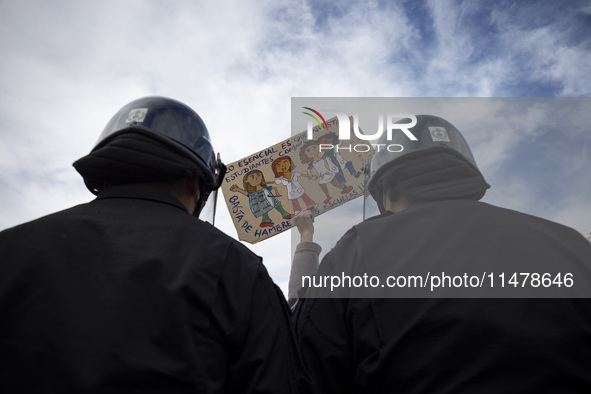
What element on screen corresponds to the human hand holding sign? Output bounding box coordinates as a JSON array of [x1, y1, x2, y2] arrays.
[[294, 206, 315, 243]]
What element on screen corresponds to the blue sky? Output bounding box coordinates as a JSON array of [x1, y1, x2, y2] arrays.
[[1, 0, 590, 295]]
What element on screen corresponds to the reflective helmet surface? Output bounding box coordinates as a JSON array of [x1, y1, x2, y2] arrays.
[[367, 114, 479, 194], [94, 96, 222, 191]]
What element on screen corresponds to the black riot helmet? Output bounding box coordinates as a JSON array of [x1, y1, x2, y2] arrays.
[[365, 114, 489, 215], [74, 96, 226, 218]]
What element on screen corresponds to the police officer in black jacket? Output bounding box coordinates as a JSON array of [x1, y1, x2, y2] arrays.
[[0, 97, 304, 393], [294, 115, 591, 393]]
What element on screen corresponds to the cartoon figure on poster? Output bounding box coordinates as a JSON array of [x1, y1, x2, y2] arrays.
[[299, 139, 354, 204], [271, 156, 319, 216], [317, 132, 362, 184], [230, 170, 292, 228], [221, 115, 374, 244]]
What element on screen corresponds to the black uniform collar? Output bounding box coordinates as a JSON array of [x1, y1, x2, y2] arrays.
[[96, 185, 189, 213]]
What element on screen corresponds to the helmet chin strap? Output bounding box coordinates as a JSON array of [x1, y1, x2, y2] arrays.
[[192, 188, 208, 217]]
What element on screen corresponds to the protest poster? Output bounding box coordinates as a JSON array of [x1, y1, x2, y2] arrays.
[[220, 116, 374, 244]]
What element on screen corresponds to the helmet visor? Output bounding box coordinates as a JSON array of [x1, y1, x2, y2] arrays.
[[197, 188, 219, 224]]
